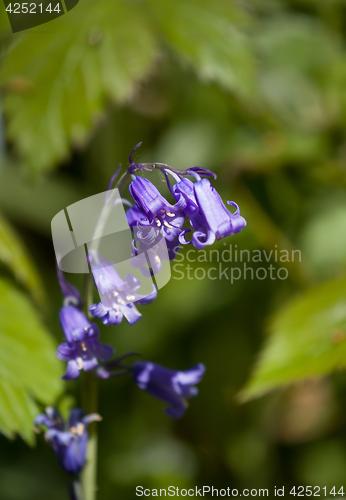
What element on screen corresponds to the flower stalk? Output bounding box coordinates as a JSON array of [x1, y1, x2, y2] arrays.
[[79, 168, 133, 499], [81, 371, 99, 500], [81, 245, 99, 500]]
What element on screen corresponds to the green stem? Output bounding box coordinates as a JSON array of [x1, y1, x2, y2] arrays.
[[70, 478, 85, 500], [88, 170, 131, 253], [79, 169, 131, 500], [81, 265, 98, 500], [81, 372, 99, 500]]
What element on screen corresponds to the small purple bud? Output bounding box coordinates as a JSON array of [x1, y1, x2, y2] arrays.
[[56, 265, 82, 308]]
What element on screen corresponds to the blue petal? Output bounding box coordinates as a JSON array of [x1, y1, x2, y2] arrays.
[[82, 413, 102, 426], [122, 304, 142, 325], [56, 266, 82, 307], [133, 361, 205, 419], [59, 306, 91, 344], [69, 409, 84, 428], [165, 402, 188, 419], [194, 179, 246, 239], [102, 308, 124, 325], [136, 285, 157, 305], [172, 363, 206, 396], [45, 428, 61, 443], [92, 342, 114, 362], [35, 414, 54, 428], [57, 343, 75, 361], [191, 230, 215, 249], [82, 357, 98, 371], [62, 360, 80, 380], [89, 302, 107, 319], [62, 431, 88, 475], [92, 263, 124, 296], [55, 431, 73, 446], [130, 177, 176, 218], [126, 205, 148, 227]]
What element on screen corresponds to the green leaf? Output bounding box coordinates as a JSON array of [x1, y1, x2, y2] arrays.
[[300, 195, 346, 279], [239, 277, 346, 402], [0, 0, 157, 176], [148, 0, 255, 98], [255, 15, 342, 130], [256, 15, 341, 74], [0, 279, 63, 444], [0, 212, 46, 308]]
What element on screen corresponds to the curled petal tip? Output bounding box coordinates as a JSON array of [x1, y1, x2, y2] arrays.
[[187, 167, 217, 180], [129, 142, 143, 164]]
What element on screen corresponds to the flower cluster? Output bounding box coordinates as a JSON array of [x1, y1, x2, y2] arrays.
[[127, 143, 246, 255], [38, 143, 246, 480]]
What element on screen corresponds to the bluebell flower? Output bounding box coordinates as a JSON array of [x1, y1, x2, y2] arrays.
[[173, 176, 246, 249], [132, 361, 206, 418], [129, 177, 185, 242], [57, 305, 114, 380], [128, 143, 246, 248], [89, 256, 157, 325], [126, 205, 180, 277], [125, 142, 245, 250], [35, 407, 101, 476]]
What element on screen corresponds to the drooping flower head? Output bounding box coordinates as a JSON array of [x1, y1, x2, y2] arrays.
[[132, 361, 206, 418], [89, 255, 157, 325], [35, 407, 101, 476], [129, 176, 185, 243], [126, 205, 180, 278], [126, 143, 246, 251], [193, 177, 246, 239], [57, 305, 114, 380], [173, 174, 246, 249], [127, 143, 185, 243]]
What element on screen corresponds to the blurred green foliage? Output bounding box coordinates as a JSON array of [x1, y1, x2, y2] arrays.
[[241, 278, 346, 401], [1, 0, 346, 498], [0, 211, 46, 307], [0, 279, 63, 444]]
